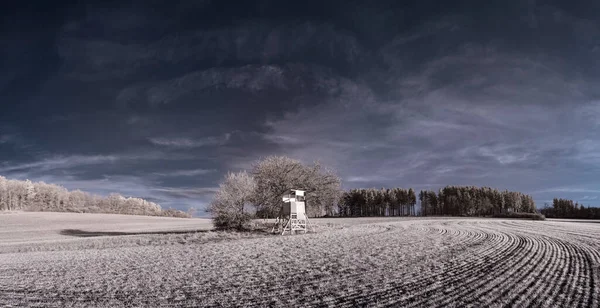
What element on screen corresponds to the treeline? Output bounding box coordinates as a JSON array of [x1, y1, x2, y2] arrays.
[[0, 176, 190, 217], [540, 198, 600, 219], [338, 188, 417, 217], [420, 186, 536, 216], [338, 186, 537, 217]]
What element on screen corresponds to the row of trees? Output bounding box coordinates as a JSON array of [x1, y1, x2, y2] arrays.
[[420, 186, 536, 216], [337, 188, 416, 217], [0, 176, 190, 217], [337, 186, 536, 217], [209, 156, 547, 228], [208, 156, 341, 229], [540, 198, 600, 219]]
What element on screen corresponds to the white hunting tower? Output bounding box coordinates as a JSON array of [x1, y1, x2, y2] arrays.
[[273, 189, 311, 235]]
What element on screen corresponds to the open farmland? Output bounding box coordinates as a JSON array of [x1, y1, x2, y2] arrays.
[[0, 214, 599, 307]]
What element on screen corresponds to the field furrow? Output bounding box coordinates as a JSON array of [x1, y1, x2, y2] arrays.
[[0, 215, 599, 307]]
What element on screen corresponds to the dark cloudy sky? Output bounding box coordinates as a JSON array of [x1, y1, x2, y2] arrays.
[[2, 0, 600, 212]]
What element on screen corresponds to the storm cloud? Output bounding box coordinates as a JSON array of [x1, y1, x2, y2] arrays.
[[2, 0, 600, 212]]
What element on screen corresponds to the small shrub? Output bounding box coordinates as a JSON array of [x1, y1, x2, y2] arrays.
[[212, 212, 253, 231]]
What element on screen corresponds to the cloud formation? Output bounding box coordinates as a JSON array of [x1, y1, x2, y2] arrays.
[[2, 0, 600, 212], [149, 134, 231, 148], [153, 169, 216, 177]]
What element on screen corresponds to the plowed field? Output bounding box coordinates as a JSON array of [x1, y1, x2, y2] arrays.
[[0, 214, 598, 307]]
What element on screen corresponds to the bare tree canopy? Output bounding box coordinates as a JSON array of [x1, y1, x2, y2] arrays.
[[207, 171, 257, 230], [207, 156, 342, 229], [251, 156, 341, 218]]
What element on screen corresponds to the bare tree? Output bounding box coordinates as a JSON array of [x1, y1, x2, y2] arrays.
[[207, 171, 257, 230], [252, 156, 341, 218]]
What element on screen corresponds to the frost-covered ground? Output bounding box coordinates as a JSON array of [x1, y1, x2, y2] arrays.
[[0, 213, 599, 307], [0, 212, 213, 253], [0, 212, 211, 243]]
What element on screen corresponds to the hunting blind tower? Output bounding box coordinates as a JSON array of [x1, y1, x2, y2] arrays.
[[273, 189, 311, 235]]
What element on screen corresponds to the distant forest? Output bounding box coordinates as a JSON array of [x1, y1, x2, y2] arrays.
[[338, 186, 536, 217], [0, 176, 190, 217], [540, 198, 600, 219]]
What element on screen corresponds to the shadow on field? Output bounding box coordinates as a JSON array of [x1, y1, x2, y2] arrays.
[[60, 229, 210, 237]]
